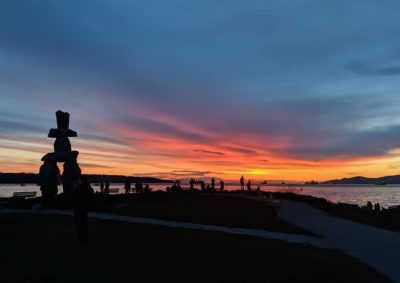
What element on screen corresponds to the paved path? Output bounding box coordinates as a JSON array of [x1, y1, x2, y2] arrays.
[[0, 207, 324, 247], [278, 199, 400, 282]]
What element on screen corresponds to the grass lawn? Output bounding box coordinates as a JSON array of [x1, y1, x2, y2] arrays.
[[91, 192, 312, 235], [0, 214, 392, 283]]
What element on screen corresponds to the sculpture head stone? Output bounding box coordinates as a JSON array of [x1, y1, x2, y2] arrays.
[[56, 110, 70, 129]]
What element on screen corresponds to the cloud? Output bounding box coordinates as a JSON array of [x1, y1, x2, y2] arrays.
[[347, 61, 400, 76], [2, 1, 400, 177], [0, 118, 46, 134], [135, 170, 224, 179], [193, 149, 225, 156], [80, 163, 114, 169]]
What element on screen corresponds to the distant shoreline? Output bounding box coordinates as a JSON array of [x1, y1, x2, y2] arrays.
[[0, 173, 173, 184]]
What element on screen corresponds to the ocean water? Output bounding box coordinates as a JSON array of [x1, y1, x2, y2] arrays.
[[1, 183, 400, 208]]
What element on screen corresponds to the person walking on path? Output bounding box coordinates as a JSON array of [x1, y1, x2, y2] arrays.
[[73, 175, 94, 246], [240, 175, 245, 190], [247, 180, 252, 191]]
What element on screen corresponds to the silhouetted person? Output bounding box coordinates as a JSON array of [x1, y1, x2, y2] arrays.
[[256, 186, 261, 197], [374, 202, 381, 212], [201, 181, 206, 192], [135, 181, 140, 193], [189, 179, 194, 191], [100, 182, 104, 194], [219, 180, 225, 192], [367, 201, 373, 211], [124, 178, 131, 194], [247, 180, 252, 191], [206, 184, 211, 193], [105, 181, 110, 195], [144, 184, 150, 193], [73, 175, 94, 246], [240, 175, 245, 190], [211, 177, 215, 190]]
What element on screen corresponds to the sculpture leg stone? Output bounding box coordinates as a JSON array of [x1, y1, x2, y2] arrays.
[[38, 161, 60, 206], [62, 160, 81, 194]]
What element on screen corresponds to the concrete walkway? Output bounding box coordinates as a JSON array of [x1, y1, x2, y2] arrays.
[[0, 207, 324, 247], [278, 199, 400, 282]]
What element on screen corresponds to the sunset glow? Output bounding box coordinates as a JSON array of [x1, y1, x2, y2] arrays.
[[1, 1, 400, 182]]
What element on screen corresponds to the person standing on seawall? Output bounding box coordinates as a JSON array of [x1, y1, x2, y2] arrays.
[[211, 177, 215, 190], [247, 179, 252, 192], [240, 175, 245, 190], [124, 178, 131, 194], [219, 180, 225, 192]]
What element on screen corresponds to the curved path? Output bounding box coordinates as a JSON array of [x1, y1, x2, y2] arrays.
[[0, 207, 323, 247], [278, 199, 400, 282]]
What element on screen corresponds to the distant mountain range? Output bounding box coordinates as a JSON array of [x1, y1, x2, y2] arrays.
[[0, 173, 172, 184], [323, 174, 400, 184]]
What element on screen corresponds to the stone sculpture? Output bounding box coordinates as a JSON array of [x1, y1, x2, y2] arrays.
[[38, 110, 81, 203]]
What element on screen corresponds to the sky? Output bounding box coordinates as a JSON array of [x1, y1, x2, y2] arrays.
[[1, 0, 400, 181]]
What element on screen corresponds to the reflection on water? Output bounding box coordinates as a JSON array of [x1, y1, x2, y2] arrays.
[[1, 183, 400, 208]]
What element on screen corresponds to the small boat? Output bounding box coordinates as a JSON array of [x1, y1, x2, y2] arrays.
[[261, 180, 268, 184], [304, 181, 319, 185], [19, 184, 26, 186]]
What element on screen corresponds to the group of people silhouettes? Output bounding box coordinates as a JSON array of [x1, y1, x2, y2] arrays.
[[240, 175, 252, 191], [124, 178, 150, 194], [99, 179, 151, 195], [96, 176, 256, 195], [366, 201, 381, 212], [187, 177, 225, 193], [182, 176, 256, 193], [99, 181, 110, 194]]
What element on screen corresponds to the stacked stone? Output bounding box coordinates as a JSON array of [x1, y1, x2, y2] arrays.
[[38, 110, 81, 202]]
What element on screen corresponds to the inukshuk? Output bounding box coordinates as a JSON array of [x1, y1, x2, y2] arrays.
[[38, 110, 81, 204]]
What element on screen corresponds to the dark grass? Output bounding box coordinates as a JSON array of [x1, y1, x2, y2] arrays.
[[0, 214, 393, 283], [91, 192, 312, 235], [3, 191, 312, 235]]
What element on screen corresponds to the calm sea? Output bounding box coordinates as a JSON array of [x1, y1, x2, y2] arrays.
[[1, 183, 400, 208]]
